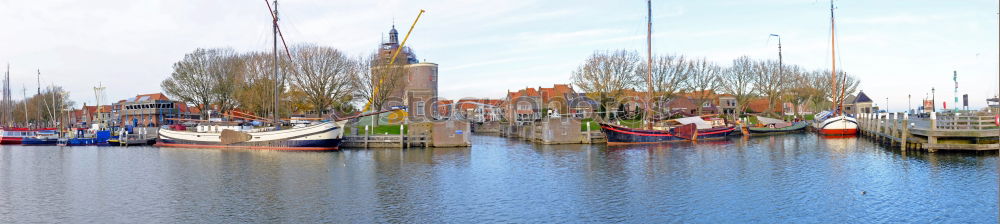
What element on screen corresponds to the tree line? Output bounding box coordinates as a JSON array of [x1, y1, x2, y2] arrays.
[[161, 44, 406, 120], [571, 49, 860, 120], [1, 86, 73, 128]]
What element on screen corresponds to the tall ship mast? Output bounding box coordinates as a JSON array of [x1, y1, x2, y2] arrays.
[[155, 0, 357, 150], [812, 0, 859, 136], [597, 0, 736, 144]]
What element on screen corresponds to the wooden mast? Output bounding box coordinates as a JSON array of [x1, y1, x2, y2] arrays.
[[829, 0, 839, 116], [272, 0, 280, 128], [644, 0, 654, 129]]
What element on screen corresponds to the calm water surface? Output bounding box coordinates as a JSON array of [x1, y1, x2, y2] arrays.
[[0, 134, 996, 223]]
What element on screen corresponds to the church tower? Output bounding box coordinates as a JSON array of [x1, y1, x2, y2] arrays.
[[388, 25, 399, 44]]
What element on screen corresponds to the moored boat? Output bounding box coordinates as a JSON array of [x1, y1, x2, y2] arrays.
[[157, 120, 346, 150], [600, 123, 735, 144], [0, 128, 50, 144], [22, 129, 59, 146], [812, 112, 858, 135], [812, 0, 858, 136], [747, 116, 809, 135]]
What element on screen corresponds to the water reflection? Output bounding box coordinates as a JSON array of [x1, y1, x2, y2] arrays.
[[0, 134, 996, 223]]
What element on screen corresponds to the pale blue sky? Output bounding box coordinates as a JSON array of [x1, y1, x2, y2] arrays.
[[1, 0, 997, 111]]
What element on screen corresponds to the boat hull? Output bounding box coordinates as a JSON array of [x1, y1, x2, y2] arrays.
[[156, 121, 345, 151], [157, 138, 341, 150], [748, 122, 809, 134], [22, 138, 58, 146], [0, 137, 23, 144], [600, 123, 735, 144], [812, 115, 858, 136]]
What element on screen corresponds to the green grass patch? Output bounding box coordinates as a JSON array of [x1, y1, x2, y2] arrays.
[[372, 125, 407, 135], [348, 124, 408, 135], [581, 118, 599, 131], [579, 119, 642, 130]]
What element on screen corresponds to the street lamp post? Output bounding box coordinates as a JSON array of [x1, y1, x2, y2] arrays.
[[908, 94, 911, 115], [885, 97, 889, 113], [931, 87, 936, 112]]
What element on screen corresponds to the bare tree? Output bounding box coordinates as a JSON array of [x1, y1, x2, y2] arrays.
[[162, 48, 241, 118], [783, 65, 817, 117], [212, 49, 242, 114], [827, 71, 861, 112], [353, 50, 407, 124], [237, 51, 285, 117], [719, 56, 756, 119], [685, 57, 722, 115], [571, 50, 640, 121], [806, 70, 832, 112], [643, 54, 690, 100], [751, 59, 787, 116], [12, 86, 73, 127], [286, 44, 355, 116], [163, 48, 216, 118]]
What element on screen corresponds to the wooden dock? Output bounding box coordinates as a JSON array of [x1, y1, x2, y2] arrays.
[[499, 119, 607, 144], [341, 134, 430, 148], [857, 112, 998, 152]]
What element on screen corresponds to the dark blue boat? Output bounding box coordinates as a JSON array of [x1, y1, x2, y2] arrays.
[[22, 130, 59, 146], [58, 131, 113, 146], [599, 123, 736, 145]]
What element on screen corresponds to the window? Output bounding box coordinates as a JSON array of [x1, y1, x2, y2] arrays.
[[416, 102, 425, 116]]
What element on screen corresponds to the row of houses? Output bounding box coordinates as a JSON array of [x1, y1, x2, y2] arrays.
[[68, 93, 201, 129], [477, 84, 877, 124]]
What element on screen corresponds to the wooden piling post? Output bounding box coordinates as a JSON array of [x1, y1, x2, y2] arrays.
[[875, 113, 883, 142], [861, 113, 868, 136], [865, 113, 874, 138], [928, 112, 937, 152], [901, 113, 909, 150]]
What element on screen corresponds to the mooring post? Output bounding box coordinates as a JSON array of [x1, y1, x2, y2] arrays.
[[928, 112, 937, 152], [364, 125, 370, 149], [867, 113, 873, 137], [875, 113, 883, 142], [585, 122, 592, 144], [901, 113, 909, 151], [862, 113, 869, 136], [891, 113, 898, 143], [930, 112, 937, 130], [400, 124, 405, 149]]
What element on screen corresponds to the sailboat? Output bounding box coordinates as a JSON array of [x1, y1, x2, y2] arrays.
[[156, 0, 347, 150], [598, 0, 735, 144], [812, 0, 858, 135]]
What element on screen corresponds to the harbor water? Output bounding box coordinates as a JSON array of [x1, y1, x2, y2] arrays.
[[0, 133, 996, 223]]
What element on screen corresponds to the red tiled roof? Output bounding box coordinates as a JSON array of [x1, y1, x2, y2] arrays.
[[83, 106, 98, 114], [135, 93, 170, 101], [507, 84, 574, 101], [455, 99, 504, 110]]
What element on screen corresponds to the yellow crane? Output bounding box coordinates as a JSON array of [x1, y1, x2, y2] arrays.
[[363, 9, 426, 116]]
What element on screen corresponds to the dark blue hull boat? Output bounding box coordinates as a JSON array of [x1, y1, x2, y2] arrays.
[[22, 138, 59, 146], [599, 123, 735, 144]]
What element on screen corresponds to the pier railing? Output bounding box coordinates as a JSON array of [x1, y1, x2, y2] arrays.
[[934, 113, 997, 130], [857, 112, 998, 152]]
